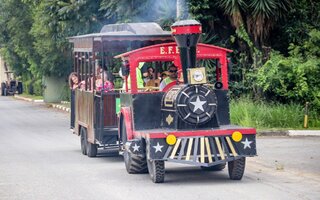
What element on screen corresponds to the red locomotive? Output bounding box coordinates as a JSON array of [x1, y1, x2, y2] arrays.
[[69, 20, 256, 183]]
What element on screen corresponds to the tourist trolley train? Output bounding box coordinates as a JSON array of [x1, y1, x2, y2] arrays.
[[69, 20, 257, 183]]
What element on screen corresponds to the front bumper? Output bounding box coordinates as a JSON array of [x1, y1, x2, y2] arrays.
[[145, 134, 256, 167]]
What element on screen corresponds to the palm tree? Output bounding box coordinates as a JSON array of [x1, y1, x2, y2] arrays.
[[217, 0, 290, 48], [217, 0, 247, 29], [247, 0, 290, 47]]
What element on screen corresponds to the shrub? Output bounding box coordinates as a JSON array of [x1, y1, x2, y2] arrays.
[[255, 30, 320, 111]]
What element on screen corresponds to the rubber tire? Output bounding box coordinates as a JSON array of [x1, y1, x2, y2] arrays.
[[87, 140, 98, 157], [80, 127, 87, 155], [17, 82, 23, 94], [1, 82, 5, 96], [122, 119, 148, 174], [201, 163, 226, 171], [147, 159, 165, 183], [124, 151, 148, 174], [228, 157, 246, 180]]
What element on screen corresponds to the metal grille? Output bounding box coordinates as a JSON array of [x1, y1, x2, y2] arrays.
[[163, 136, 239, 167]]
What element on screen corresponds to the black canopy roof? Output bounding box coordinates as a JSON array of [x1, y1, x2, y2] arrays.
[[69, 22, 173, 52]]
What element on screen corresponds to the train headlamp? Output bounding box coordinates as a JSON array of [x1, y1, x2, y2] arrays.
[[166, 134, 177, 145], [232, 131, 242, 142], [187, 67, 207, 84], [193, 70, 204, 82]]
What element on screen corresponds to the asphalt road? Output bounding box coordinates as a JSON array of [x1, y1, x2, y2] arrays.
[[0, 96, 319, 200]]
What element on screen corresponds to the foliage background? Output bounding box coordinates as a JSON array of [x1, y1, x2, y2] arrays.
[[0, 0, 319, 126]]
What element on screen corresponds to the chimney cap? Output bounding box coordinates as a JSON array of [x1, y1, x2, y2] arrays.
[[171, 20, 201, 27]]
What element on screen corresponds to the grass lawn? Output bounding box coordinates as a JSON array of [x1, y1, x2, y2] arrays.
[[18, 93, 43, 100], [230, 97, 320, 130]]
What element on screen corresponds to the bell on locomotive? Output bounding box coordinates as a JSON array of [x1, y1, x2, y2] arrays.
[[161, 20, 221, 129]]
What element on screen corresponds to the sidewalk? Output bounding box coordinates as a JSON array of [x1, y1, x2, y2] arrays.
[[258, 130, 320, 137], [14, 94, 44, 103], [14, 94, 70, 112]]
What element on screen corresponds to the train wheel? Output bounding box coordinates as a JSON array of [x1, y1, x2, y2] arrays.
[[80, 127, 87, 155], [124, 151, 148, 174], [201, 163, 226, 171], [228, 157, 246, 180], [147, 159, 165, 183], [122, 120, 148, 174], [86, 140, 98, 158]]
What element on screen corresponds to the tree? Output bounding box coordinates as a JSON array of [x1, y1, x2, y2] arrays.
[[217, 0, 290, 48]]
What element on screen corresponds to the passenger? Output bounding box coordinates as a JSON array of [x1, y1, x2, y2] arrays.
[[96, 71, 114, 92], [160, 71, 169, 83], [68, 72, 78, 130], [159, 64, 178, 91], [79, 80, 86, 90], [68, 72, 79, 90], [144, 66, 161, 87], [143, 66, 155, 84], [121, 61, 144, 90]]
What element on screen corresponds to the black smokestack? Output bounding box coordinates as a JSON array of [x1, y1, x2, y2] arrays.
[[171, 20, 202, 84]]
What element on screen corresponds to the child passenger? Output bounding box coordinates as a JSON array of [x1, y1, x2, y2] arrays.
[[96, 71, 114, 92]]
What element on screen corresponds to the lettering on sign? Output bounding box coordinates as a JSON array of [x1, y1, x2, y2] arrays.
[[160, 46, 180, 55], [160, 46, 201, 55]]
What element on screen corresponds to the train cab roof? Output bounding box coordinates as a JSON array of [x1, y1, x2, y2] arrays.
[[69, 22, 173, 52]]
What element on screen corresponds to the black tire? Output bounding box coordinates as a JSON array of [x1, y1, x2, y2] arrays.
[[228, 157, 246, 180], [86, 140, 98, 158], [1, 82, 6, 96], [124, 151, 148, 174], [201, 163, 226, 171], [80, 127, 87, 155], [17, 82, 23, 94], [122, 119, 148, 174], [147, 159, 165, 183]]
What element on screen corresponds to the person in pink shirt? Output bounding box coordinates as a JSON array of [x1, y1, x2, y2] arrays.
[[96, 71, 114, 92]]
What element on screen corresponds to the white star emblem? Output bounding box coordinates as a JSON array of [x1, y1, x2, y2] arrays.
[[241, 138, 253, 149], [132, 143, 140, 152], [153, 142, 164, 153], [190, 96, 206, 112]]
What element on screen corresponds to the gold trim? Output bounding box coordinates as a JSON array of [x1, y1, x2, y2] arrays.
[[226, 137, 238, 156], [205, 138, 213, 163], [215, 137, 225, 160], [170, 139, 181, 159], [166, 114, 174, 125], [186, 138, 193, 161], [200, 138, 205, 163]]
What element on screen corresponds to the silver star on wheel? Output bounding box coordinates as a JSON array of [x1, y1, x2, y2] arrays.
[[241, 138, 253, 149], [153, 142, 164, 153], [190, 96, 206, 112], [132, 143, 140, 152]]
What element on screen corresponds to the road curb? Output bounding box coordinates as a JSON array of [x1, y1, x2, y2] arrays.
[[14, 95, 70, 113], [257, 130, 320, 137], [288, 130, 320, 136], [14, 95, 44, 103], [257, 130, 289, 136], [51, 103, 70, 113]]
